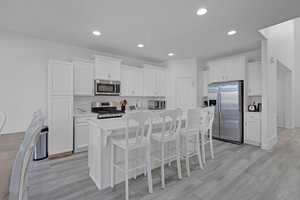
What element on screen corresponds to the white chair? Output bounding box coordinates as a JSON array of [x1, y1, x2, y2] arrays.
[[180, 108, 204, 177], [151, 108, 183, 189], [110, 111, 153, 200], [0, 112, 7, 134], [200, 106, 215, 164]]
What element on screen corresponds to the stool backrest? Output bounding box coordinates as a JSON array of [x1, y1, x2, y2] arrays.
[[186, 108, 205, 131], [124, 111, 153, 146], [0, 112, 7, 134], [203, 106, 215, 130], [159, 108, 183, 140], [9, 110, 44, 200]]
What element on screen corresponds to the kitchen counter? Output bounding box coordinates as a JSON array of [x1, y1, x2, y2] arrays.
[[88, 115, 186, 190]]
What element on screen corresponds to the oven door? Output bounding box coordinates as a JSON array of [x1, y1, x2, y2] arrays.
[[95, 80, 120, 96]]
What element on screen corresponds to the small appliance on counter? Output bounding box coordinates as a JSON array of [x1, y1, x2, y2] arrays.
[[148, 100, 166, 110], [248, 101, 262, 112], [91, 102, 124, 119]]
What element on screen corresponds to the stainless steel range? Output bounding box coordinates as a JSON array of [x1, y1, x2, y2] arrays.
[[91, 102, 124, 119]]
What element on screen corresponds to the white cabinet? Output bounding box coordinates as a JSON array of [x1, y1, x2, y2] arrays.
[[247, 62, 262, 96], [93, 55, 122, 81], [48, 60, 74, 156], [74, 115, 97, 153], [74, 60, 94, 96], [202, 70, 209, 97], [121, 65, 143, 96], [48, 95, 73, 155], [48, 60, 73, 95], [244, 112, 261, 146], [143, 65, 166, 97], [208, 56, 246, 83]]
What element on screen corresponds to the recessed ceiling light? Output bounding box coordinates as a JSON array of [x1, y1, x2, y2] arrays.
[[168, 53, 175, 57], [227, 30, 237, 36], [196, 8, 208, 16], [137, 44, 144, 48], [92, 30, 101, 36]]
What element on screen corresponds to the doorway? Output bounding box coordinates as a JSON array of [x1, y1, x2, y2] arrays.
[[276, 61, 292, 129]]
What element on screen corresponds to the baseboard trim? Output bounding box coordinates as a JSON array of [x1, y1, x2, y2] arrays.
[[48, 151, 73, 159]]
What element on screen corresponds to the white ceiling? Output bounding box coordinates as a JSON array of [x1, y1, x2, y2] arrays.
[[0, 0, 299, 63]]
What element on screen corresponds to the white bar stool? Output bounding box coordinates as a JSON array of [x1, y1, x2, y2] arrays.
[[110, 111, 153, 200], [180, 108, 204, 177], [200, 106, 215, 164], [151, 108, 183, 189]]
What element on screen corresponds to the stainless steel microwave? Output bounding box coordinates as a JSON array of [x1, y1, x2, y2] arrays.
[[94, 80, 121, 96]]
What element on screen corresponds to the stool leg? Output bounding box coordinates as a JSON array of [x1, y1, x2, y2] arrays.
[[209, 129, 214, 159], [146, 145, 153, 193], [134, 150, 137, 179], [176, 138, 182, 179], [110, 144, 114, 188], [196, 133, 204, 169], [125, 150, 129, 200], [185, 136, 190, 177], [201, 131, 206, 165], [161, 142, 165, 189]]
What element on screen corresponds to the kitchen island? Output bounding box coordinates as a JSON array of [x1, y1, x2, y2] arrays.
[[88, 115, 186, 190]]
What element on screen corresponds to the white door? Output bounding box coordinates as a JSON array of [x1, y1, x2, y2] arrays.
[[49, 95, 73, 155], [156, 69, 166, 96], [175, 77, 195, 109], [202, 70, 209, 97], [74, 61, 94, 96], [48, 60, 73, 95]]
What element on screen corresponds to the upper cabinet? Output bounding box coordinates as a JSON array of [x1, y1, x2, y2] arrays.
[[121, 65, 143, 96], [93, 55, 122, 81], [202, 70, 209, 97], [143, 65, 166, 97], [208, 56, 246, 83], [74, 60, 94, 96], [247, 61, 262, 96], [48, 60, 74, 96]]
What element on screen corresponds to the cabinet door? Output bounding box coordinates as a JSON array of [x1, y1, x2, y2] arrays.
[[247, 62, 262, 96], [74, 61, 94, 96], [121, 65, 133, 96], [48, 60, 73, 95], [49, 96, 73, 155], [175, 77, 196, 109], [245, 120, 261, 145], [202, 71, 209, 97], [94, 56, 121, 81], [156, 69, 166, 96], [135, 69, 143, 96], [75, 123, 89, 152], [226, 57, 246, 81], [143, 68, 156, 96]]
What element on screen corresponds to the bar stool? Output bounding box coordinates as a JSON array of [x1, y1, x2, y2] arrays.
[[200, 106, 215, 164], [180, 108, 204, 177], [151, 108, 183, 189], [110, 111, 153, 200]]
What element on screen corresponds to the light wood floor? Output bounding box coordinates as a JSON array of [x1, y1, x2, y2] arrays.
[[24, 128, 300, 199]]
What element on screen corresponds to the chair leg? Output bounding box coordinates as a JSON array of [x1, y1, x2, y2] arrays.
[[146, 145, 153, 193], [161, 142, 165, 189], [209, 129, 214, 159], [196, 134, 204, 170], [125, 150, 129, 200], [185, 136, 190, 177], [134, 150, 137, 179], [201, 132, 206, 165], [176, 138, 182, 179], [110, 144, 114, 188]]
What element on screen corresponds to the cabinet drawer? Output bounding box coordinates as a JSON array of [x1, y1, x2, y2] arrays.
[[75, 116, 97, 124], [245, 113, 261, 120]]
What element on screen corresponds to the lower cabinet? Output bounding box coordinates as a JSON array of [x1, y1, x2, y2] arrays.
[[74, 115, 97, 153], [244, 112, 261, 146]]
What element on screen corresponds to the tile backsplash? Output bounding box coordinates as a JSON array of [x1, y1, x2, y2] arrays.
[[74, 96, 165, 112]]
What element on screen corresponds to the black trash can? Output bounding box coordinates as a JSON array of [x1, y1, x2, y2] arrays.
[[33, 126, 48, 161]]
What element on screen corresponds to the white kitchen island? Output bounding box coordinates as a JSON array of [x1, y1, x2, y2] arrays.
[[88, 115, 187, 190]]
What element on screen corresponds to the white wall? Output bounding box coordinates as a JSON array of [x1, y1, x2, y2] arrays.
[[164, 59, 198, 110], [0, 31, 157, 134], [294, 18, 300, 127]]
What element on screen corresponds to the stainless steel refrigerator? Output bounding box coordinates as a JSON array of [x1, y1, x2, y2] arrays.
[[208, 81, 243, 144]]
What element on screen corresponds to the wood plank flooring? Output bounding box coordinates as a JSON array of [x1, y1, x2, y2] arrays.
[[26, 128, 300, 200]]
